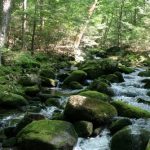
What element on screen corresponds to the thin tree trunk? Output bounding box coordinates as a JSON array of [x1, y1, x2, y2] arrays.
[[31, 1, 37, 55], [117, 0, 125, 47], [22, 0, 27, 49], [74, 0, 99, 62], [0, 0, 13, 65]]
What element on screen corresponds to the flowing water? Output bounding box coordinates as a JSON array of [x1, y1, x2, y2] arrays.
[[0, 68, 150, 150]]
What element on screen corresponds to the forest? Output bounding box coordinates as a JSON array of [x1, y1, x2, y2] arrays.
[[0, 0, 150, 150]]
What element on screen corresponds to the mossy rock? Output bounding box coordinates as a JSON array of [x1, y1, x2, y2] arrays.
[[109, 118, 132, 135], [68, 81, 83, 89], [110, 126, 150, 150], [137, 98, 150, 105], [24, 85, 40, 97], [17, 120, 78, 150], [147, 91, 150, 96], [63, 70, 87, 85], [0, 92, 28, 108], [79, 90, 111, 102], [41, 77, 57, 87], [79, 59, 118, 79], [57, 73, 69, 82], [15, 113, 45, 134], [118, 66, 135, 74], [146, 139, 150, 150], [111, 101, 150, 118], [138, 70, 150, 77], [39, 69, 55, 79], [45, 98, 60, 107], [89, 78, 114, 96], [74, 121, 93, 138], [2, 137, 16, 148], [64, 95, 117, 126]]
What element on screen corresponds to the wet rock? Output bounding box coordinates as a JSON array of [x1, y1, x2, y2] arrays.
[[2, 137, 16, 148], [138, 70, 150, 77], [89, 78, 114, 96], [79, 90, 111, 102], [68, 81, 83, 89], [41, 77, 57, 87], [110, 126, 150, 150], [147, 91, 150, 96], [17, 120, 78, 150], [118, 65, 135, 74], [79, 59, 118, 79], [109, 118, 132, 135], [64, 95, 117, 126], [45, 98, 60, 107], [15, 113, 45, 134], [0, 92, 28, 108], [74, 121, 93, 138], [137, 98, 150, 105], [63, 70, 87, 86], [4, 127, 16, 138], [92, 127, 103, 137], [57, 73, 69, 82], [146, 139, 150, 150], [24, 85, 40, 97], [111, 101, 150, 118]]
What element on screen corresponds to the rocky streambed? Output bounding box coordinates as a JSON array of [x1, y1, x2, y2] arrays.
[[0, 60, 150, 150]]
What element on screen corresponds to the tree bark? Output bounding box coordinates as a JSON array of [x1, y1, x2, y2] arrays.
[[74, 0, 99, 62], [0, 0, 13, 65]]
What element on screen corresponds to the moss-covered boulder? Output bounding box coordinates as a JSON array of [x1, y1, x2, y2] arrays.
[[74, 121, 93, 138], [17, 120, 78, 150], [79, 59, 118, 79], [0, 92, 28, 108], [89, 78, 114, 96], [15, 113, 45, 134], [68, 81, 83, 89], [138, 70, 150, 77], [109, 118, 132, 135], [146, 139, 150, 150], [64, 95, 117, 126], [110, 126, 150, 150], [45, 98, 60, 107], [41, 77, 57, 87], [111, 101, 150, 118], [39, 69, 55, 79], [118, 65, 135, 74], [63, 70, 87, 86], [24, 85, 40, 97], [79, 90, 111, 102]]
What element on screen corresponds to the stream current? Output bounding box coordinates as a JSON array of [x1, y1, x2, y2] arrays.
[[0, 68, 150, 150]]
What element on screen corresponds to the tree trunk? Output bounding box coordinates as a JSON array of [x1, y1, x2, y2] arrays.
[[74, 0, 99, 62], [22, 0, 27, 49], [31, 0, 37, 55], [0, 0, 13, 65], [117, 0, 125, 47]]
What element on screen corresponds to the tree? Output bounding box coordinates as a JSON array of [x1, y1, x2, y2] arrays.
[[0, 0, 13, 65]]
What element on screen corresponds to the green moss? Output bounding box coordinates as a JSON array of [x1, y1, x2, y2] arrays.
[[137, 98, 150, 105], [39, 69, 55, 79], [24, 85, 40, 97], [146, 139, 150, 150], [111, 101, 150, 118], [109, 118, 132, 135], [118, 66, 135, 74], [63, 70, 87, 85], [45, 98, 60, 107], [79, 90, 111, 102], [138, 70, 150, 77], [17, 120, 78, 150], [111, 126, 150, 150], [0, 92, 28, 108], [68, 81, 83, 89], [64, 95, 117, 125]]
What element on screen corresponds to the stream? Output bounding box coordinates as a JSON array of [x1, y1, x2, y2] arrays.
[[0, 68, 150, 150]]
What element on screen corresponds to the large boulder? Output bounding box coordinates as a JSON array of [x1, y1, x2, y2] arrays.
[[110, 126, 150, 150], [24, 85, 40, 97], [17, 120, 78, 150], [64, 95, 117, 126], [0, 92, 28, 108], [79, 59, 118, 79], [138, 70, 150, 77], [111, 101, 150, 118], [79, 90, 111, 102], [63, 70, 87, 86]]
